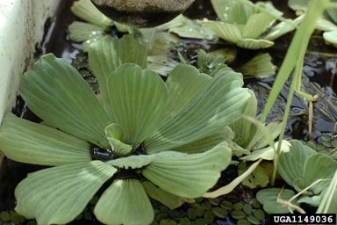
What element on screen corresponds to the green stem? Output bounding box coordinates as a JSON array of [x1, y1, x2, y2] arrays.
[[271, 78, 296, 186], [260, 0, 328, 123]]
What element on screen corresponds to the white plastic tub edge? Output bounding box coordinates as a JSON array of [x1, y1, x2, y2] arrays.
[[0, 0, 62, 167]]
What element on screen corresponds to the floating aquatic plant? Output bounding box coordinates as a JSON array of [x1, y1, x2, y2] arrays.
[[257, 140, 337, 214], [288, 0, 337, 48], [202, 0, 301, 49], [0, 34, 250, 224]]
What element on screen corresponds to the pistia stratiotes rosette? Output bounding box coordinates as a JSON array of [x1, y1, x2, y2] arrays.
[[0, 35, 250, 225]]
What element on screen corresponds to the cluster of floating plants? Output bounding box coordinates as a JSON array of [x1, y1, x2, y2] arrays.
[[0, 0, 337, 224]]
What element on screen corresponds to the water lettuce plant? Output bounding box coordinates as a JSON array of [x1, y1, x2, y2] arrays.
[[0, 34, 250, 224], [257, 140, 337, 214], [203, 0, 301, 49]]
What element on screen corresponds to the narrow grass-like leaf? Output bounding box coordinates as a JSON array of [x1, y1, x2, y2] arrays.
[[19, 54, 110, 148], [278, 140, 316, 188], [143, 143, 231, 198], [261, 0, 326, 122], [95, 179, 154, 225], [164, 64, 211, 118], [15, 161, 116, 225], [68, 21, 104, 42], [0, 113, 90, 166], [317, 171, 337, 213], [146, 67, 249, 153], [108, 63, 167, 147], [142, 181, 185, 209], [202, 21, 241, 44]]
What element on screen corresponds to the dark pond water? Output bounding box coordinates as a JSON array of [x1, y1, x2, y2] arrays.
[[0, 0, 336, 224]]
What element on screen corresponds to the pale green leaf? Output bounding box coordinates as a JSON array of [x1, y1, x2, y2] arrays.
[[288, 0, 308, 14], [171, 127, 234, 154], [241, 140, 291, 161], [303, 153, 337, 194], [0, 113, 90, 166], [164, 64, 211, 118], [202, 21, 242, 44], [71, 0, 112, 28], [237, 38, 274, 49], [229, 0, 257, 24], [316, 18, 337, 31], [323, 30, 337, 47], [169, 18, 214, 40], [211, 0, 236, 22], [146, 67, 249, 153], [255, 1, 284, 19], [327, 5, 337, 23], [108, 63, 167, 147], [230, 90, 257, 147], [240, 165, 269, 189], [115, 35, 148, 68], [204, 158, 262, 198], [68, 21, 104, 42], [15, 161, 116, 225], [256, 188, 298, 214], [142, 181, 185, 209], [88, 35, 147, 118], [298, 195, 321, 206], [143, 143, 231, 198], [95, 179, 154, 225], [147, 32, 179, 76], [197, 49, 227, 74], [105, 123, 124, 140], [107, 137, 133, 156], [246, 121, 282, 150], [278, 140, 316, 188], [242, 13, 274, 39], [236, 53, 276, 78], [264, 16, 302, 41], [147, 55, 179, 77], [107, 154, 155, 169], [19, 54, 110, 148], [156, 15, 186, 31], [105, 124, 133, 155]]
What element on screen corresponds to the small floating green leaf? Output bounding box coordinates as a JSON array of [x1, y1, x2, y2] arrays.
[[95, 179, 154, 225], [256, 188, 298, 214]]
